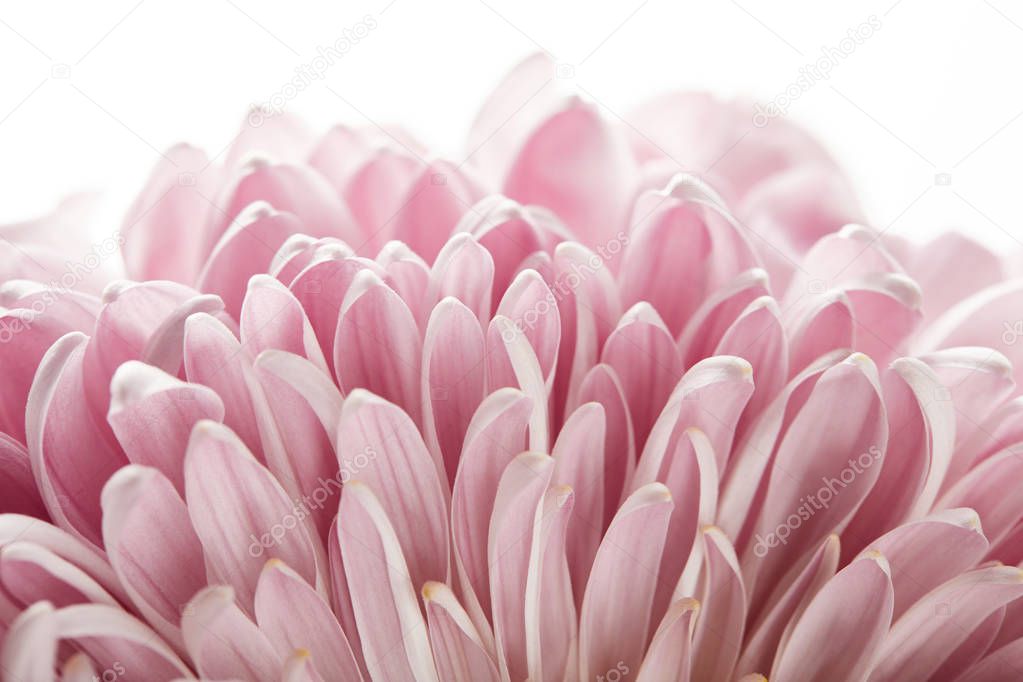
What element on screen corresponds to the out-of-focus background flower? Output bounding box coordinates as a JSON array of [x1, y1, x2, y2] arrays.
[[1, 0, 1019, 250]]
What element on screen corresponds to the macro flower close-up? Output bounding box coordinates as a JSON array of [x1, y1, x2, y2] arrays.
[[3, 2, 1023, 681]]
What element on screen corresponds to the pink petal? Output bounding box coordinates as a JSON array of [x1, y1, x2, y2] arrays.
[[56, 602, 193, 680], [578, 483, 673, 681], [426, 232, 495, 325], [289, 253, 379, 376], [0, 601, 57, 681], [182, 585, 280, 682], [677, 268, 770, 368], [184, 420, 321, 613], [601, 303, 682, 453], [744, 353, 886, 610], [100, 464, 206, 650], [687, 527, 747, 682], [488, 452, 555, 681], [842, 357, 955, 556], [215, 159, 359, 252], [496, 269, 561, 384], [183, 312, 264, 461], [121, 144, 218, 283], [450, 388, 532, 624], [422, 581, 500, 682], [108, 361, 225, 495], [503, 98, 636, 250], [551, 403, 605, 606], [575, 363, 635, 527], [870, 566, 1023, 681], [254, 560, 362, 681], [737, 534, 840, 677], [337, 482, 438, 682], [636, 598, 699, 682], [336, 390, 450, 591], [26, 332, 127, 548], [0, 540, 117, 609], [771, 552, 893, 682], [485, 316, 549, 452], [0, 433, 46, 517], [240, 274, 329, 372], [421, 298, 486, 486], [342, 149, 422, 255], [197, 203, 302, 319], [524, 487, 577, 682], [333, 270, 423, 426], [390, 161, 485, 263]]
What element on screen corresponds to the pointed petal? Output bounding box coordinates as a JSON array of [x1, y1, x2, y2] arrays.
[[337, 482, 438, 682], [771, 553, 893, 682], [422, 581, 500, 682], [578, 483, 673, 681], [101, 464, 205, 649], [336, 390, 449, 590], [183, 585, 280, 681], [421, 298, 486, 485], [108, 361, 224, 495], [689, 527, 747, 682], [255, 560, 362, 681], [636, 598, 698, 682], [184, 420, 321, 613], [334, 270, 423, 425]]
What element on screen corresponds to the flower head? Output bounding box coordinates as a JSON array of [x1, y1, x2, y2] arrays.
[[2, 53, 1023, 681]]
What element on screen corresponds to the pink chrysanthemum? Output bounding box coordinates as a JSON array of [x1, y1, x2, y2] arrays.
[[2, 53, 1023, 682]]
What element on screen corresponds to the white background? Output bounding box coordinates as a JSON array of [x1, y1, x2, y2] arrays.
[[1, 0, 1021, 251]]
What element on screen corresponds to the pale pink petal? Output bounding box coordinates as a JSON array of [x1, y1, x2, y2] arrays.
[[524, 487, 577, 682], [183, 585, 280, 682], [108, 361, 224, 495], [336, 390, 449, 591], [121, 144, 218, 283], [422, 581, 500, 682], [842, 357, 955, 555], [636, 598, 698, 682], [334, 270, 423, 426], [427, 232, 495, 325], [870, 566, 1023, 681], [100, 464, 205, 650], [215, 159, 359, 251], [27, 332, 127, 548], [575, 363, 635, 527], [337, 481, 438, 682], [737, 534, 840, 677], [1, 601, 57, 681], [551, 403, 605, 606], [601, 303, 682, 452], [744, 353, 886, 609], [686, 527, 747, 682], [254, 559, 362, 681], [240, 274, 329, 372], [390, 161, 485, 263], [0, 540, 117, 609], [421, 298, 486, 485], [677, 268, 770, 368], [183, 312, 264, 461], [488, 452, 555, 681], [771, 552, 893, 682], [184, 420, 321, 613], [450, 388, 532, 625], [197, 203, 302, 319], [56, 602, 193, 679], [578, 483, 673, 681]]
